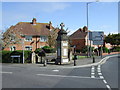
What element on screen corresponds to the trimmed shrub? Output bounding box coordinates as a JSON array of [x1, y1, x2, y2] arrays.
[[2, 50, 32, 63], [76, 49, 80, 53], [34, 48, 45, 56], [81, 46, 87, 53], [24, 50, 32, 63], [34, 48, 42, 54], [91, 47, 94, 52], [2, 51, 12, 63], [110, 46, 120, 52], [102, 47, 109, 53], [81, 46, 94, 53], [0, 51, 2, 63], [42, 46, 56, 53]]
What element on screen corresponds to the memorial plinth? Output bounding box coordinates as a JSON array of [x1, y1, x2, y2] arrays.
[[56, 23, 69, 64]]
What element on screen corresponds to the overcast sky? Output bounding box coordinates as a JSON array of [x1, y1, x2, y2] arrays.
[[1, 1, 119, 35]]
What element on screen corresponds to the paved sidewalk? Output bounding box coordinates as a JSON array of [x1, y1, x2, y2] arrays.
[[40, 52, 119, 68], [2, 52, 119, 69], [43, 56, 101, 68]]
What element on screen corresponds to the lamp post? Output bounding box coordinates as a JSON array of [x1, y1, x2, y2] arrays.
[[20, 34, 25, 64], [22, 38, 25, 64], [86, 0, 99, 57]]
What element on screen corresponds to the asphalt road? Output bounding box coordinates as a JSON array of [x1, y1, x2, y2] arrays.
[[1, 54, 119, 89]]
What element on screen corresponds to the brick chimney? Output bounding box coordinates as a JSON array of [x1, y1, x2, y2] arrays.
[[49, 21, 52, 29], [79, 28, 83, 32], [83, 26, 88, 32], [32, 18, 37, 25]]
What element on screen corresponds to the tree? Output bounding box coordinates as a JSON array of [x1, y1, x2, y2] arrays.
[[47, 28, 59, 48], [104, 33, 120, 46], [2, 28, 22, 49], [47, 26, 70, 48], [0, 30, 3, 50]]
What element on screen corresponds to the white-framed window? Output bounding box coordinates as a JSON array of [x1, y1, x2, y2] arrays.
[[25, 46, 32, 51], [10, 46, 16, 51], [40, 36, 47, 42], [10, 36, 15, 42], [40, 45, 45, 48], [25, 36, 32, 41]]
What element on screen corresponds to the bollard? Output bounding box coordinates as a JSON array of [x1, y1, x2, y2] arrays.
[[43, 59, 47, 66], [73, 55, 77, 66], [93, 56, 95, 63], [74, 59, 76, 66]]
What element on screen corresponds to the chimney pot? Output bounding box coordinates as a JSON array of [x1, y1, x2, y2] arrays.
[[32, 18, 37, 24]]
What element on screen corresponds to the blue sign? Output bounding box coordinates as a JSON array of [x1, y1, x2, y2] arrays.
[[89, 31, 104, 45]]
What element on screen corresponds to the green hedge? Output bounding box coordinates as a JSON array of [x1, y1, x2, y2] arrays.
[[0, 51, 2, 63], [102, 47, 109, 53], [42, 46, 56, 53], [81, 46, 94, 53], [76, 49, 80, 53], [2, 50, 32, 63], [110, 46, 120, 52], [34, 46, 56, 57], [34, 48, 45, 56], [34, 48, 42, 54], [2, 51, 12, 63]]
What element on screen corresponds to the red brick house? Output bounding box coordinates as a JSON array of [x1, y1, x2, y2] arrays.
[[3, 18, 55, 51], [69, 26, 111, 53], [69, 26, 91, 51]]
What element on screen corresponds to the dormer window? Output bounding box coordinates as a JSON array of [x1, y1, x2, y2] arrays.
[[25, 36, 32, 41]]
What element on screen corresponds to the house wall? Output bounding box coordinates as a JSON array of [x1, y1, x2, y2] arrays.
[[4, 36, 48, 51], [70, 39, 86, 50]]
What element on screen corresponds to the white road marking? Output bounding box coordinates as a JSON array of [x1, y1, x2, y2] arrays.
[[91, 70, 94, 72], [98, 73, 102, 75], [98, 65, 101, 68], [91, 73, 95, 75], [97, 65, 111, 90], [97, 67, 100, 70], [98, 70, 101, 73], [91, 76, 95, 78], [92, 66, 95, 69], [96, 55, 118, 90], [36, 74, 101, 79], [91, 66, 95, 78], [106, 85, 111, 90], [52, 70, 59, 72], [103, 80, 107, 84], [0, 72, 12, 74], [99, 76, 104, 79]]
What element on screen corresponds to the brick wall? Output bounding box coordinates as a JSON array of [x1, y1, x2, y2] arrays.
[[4, 36, 48, 51], [70, 39, 86, 50]]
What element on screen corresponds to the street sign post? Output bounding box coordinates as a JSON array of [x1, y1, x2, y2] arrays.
[[93, 41, 104, 45], [89, 31, 104, 45], [89, 31, 104, 58]]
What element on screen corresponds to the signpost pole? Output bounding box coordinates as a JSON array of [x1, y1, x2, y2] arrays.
[[101, 45, 103, 58], [22, 38, 25, 64], [90, 40, 92, 57], [91, 31, 104, 58]]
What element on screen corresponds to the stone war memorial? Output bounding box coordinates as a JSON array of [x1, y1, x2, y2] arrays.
[[56, 23, 70, 65]]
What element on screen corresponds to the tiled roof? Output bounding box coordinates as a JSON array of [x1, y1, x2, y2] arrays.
[[7, 21, 53, 36], [69, 28, 88, 39], [14, 22, 50, 36]]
